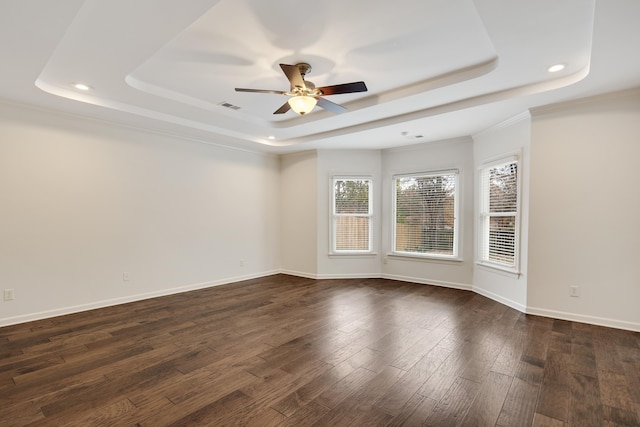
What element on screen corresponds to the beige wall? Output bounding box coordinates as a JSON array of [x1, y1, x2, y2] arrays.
[[279, 151, 318, 277], [528, 89, 640, 330], [3, 88, 640, 331], [316, 149, 382, 278], [472, 113, 531, 311], [381, 138, 475, 289], [0, 102, 281, 326]]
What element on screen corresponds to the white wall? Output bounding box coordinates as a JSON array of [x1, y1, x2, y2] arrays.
[[279, 151, 318, 277], [0, 102, 280, 326], [528, 89, 640, 331], [380, 138, 475, 289], [316, 150, 382, 278], [472, 113, 531, 311]]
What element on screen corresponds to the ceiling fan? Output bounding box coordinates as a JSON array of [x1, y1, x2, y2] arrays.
[[235, 63, 367, 116]]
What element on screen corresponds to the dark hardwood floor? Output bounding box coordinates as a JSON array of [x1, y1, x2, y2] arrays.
[[1, 274, 639, 426]]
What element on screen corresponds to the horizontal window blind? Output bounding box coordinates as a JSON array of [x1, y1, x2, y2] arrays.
[[394, 171, 458, 257], [480, 160, 518, 267], [334, 216, 370, 251], [333, 178, 372, 252]]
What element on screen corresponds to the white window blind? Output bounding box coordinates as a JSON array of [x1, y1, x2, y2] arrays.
[[393, 171, 458, 258], [332, 178, 372, 252], [479, 159, 519, 269]]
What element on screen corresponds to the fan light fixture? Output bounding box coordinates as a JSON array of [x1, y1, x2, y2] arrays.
[[288, 96, 317, 115], [235, 63, 367, 116]]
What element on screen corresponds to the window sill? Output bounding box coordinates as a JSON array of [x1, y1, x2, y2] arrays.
[[328, 252, 378, 259], [476, 262, 521, 279], [386, 253, 463, 264]]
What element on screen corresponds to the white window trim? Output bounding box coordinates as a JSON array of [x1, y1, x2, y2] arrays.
[[477, 154, 521, 274], [391, 169, 460, 260], [330, 176, 374, 255]]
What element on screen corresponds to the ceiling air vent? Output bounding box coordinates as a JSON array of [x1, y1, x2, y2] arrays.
[[218, 101, 241, 110], [401, 131, 424, 139]]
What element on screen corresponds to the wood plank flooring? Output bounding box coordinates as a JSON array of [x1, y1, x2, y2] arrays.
[[1, 274, 639, 426]]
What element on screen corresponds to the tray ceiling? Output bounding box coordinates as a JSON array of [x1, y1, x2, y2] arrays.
[[1, 0, 639, 152]]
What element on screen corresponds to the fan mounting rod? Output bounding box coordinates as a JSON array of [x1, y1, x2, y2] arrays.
[[295, 63, 311, 77]]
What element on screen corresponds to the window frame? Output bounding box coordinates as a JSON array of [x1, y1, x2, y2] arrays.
[[330, 176, 373, 255], [477, 155, 521, 274], [391, 169, 460, 260]]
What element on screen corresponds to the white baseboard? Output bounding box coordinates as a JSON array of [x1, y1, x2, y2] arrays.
[[278, 269, 319, 280], [284, 271, 639, 332], [282, 270, 473, 291], [526, 306, 640, 333], [279, 270, 379, 280], [316, 273, 379, 279], [3, 270, 638, 333], [0, 270, 280, 328], [380, 273, 472, 291], [473, 286, 527, 312]]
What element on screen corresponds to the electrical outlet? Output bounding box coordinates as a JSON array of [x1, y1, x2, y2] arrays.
[[3, 289, 15, 301], [239, 259, 245, 267], [569, 286, 579, 297], [122, 272, 130, 282]]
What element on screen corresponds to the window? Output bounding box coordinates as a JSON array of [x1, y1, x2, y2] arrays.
[[332, 177, 372, 253], [479, 158, 519, 271], [393, 170, 459, 258]]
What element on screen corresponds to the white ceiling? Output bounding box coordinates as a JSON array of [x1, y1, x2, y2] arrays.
[[1, 0, 639, 153]]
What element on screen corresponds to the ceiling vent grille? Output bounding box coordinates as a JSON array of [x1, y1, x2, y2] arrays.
[[401, 131, 424, 139], [218, 101, 241, 110]]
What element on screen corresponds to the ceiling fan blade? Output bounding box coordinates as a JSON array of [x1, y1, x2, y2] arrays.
[[280, 64, 306, 89], [316, 97, 347, 114], [317, 81, 367, 95], [235, 88, 286, 94], [274, 101, 291, 114]]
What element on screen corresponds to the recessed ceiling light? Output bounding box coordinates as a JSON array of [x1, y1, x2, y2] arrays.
[[268, 136, 275, 140], [547, 64, 565, 73], [73, 83, 92, 91]]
